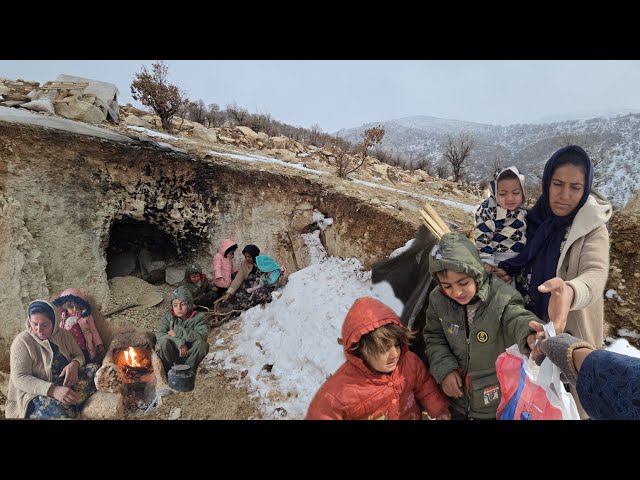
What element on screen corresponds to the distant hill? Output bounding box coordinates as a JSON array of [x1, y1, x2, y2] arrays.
[[337, 114, 640, 208]]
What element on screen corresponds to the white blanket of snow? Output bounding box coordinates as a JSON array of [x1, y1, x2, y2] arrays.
[[208, 150, 326, 175], [126, 125, 179, 139]]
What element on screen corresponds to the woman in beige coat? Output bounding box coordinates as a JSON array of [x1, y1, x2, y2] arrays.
[[495, 145, 612, 418], [6, 299, 98, 418]]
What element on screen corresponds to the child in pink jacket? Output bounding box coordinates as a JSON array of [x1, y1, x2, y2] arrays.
[[52, 288, 105, 364], [212, 239, 239, 292]]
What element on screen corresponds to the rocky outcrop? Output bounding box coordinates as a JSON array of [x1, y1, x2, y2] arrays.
[[0, 195, 49, 346]]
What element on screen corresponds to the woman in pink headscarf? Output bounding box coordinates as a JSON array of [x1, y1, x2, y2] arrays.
[[52, 288, 105, 364]]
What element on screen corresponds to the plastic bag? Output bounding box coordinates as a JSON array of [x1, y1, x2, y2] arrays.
[[496, 323, 580, 420]]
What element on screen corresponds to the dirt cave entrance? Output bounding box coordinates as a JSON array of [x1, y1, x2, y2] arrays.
[[106, 218, 179, 283]]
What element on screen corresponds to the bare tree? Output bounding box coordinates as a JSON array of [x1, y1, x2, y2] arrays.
[[186, 99, 207, 125], [308, 123, 323, 147], [205, 103, 223, 128], [226, 101, 249, 125], [442, 132, 475, 183], [435, 157, 450, 179], [130, 60, 187, 133], [327, 135, 364, 178]]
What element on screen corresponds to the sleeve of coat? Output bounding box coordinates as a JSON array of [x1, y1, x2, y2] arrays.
[[474, 202, 495, 262], [155, 314, 182, 347], [87, 314, 103, 348], [408, 352, 450, 418], [10, 337, 53, 397], [174, 315, 210, 344], [565, 225, 610, 312], [227, 263, 249, 295], [500, 295, 543, 354], [423, 296, 460, 384], [305, 388, 346, 420], [213, 253, 224, 281]]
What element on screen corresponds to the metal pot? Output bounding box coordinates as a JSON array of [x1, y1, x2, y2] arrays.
[[168, 364, 195, 392]]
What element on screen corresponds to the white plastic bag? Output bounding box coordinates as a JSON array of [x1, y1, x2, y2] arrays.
[[496, 323, 580, 420]]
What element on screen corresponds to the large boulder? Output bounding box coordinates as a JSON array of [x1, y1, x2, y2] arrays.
[[55, 97, 106, 124]]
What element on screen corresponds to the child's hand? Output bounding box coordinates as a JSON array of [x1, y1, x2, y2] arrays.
[[493, 267, 511, 284], [441, 371, 463, 398], [483, 262, 496, 273]]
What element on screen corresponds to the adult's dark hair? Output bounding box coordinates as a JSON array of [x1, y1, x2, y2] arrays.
[[28, 301, 56, 323], [224, 244, 238, 257], [242, 244, 260, 260], [552, 148, 589, 177]]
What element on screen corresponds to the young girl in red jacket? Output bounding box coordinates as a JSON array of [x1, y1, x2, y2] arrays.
[[305, 297, 451, 420]]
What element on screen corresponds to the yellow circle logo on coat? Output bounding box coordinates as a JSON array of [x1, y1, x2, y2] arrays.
[[476, 331, 488, 343]]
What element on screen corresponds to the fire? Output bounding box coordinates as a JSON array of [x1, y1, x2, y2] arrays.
[[123, 346, 141, 367]]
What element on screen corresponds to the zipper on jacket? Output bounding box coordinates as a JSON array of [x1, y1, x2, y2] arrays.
[[464, 306, 471, 419]]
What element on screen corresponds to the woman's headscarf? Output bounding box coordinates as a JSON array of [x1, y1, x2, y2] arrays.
[[499, 145, 593, 320], [242, 244, 260, 261]]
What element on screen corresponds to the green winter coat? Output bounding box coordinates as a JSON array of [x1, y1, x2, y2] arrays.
[[423, 232, 544, 419], [178, 274, 216, 303], [155, 310, 209, 349]]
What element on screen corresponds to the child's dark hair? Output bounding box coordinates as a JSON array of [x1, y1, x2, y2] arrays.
[[348, 323, 415, 360]]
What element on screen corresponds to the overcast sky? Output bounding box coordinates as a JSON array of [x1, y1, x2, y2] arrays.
[[2, 60, 640, 133]]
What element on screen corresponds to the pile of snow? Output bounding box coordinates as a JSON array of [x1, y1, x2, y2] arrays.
[[126, 125, 178, 140], [208, 255, 402, 419]]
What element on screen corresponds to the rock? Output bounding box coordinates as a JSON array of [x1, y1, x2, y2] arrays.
[[165, 265, 186, 285], [272, 136, 289, 149], [123, 114, 151, 128], [55, 97, 106, 124], [19, 97, 55, 115], [290, 209, 313, 232], [236, 126, 259, 141], [81, 391, 126, 419], [169, 407, 182, 420], [191, 126, 218, 144]]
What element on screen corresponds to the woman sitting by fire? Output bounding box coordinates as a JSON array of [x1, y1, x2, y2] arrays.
[[154, 286, 210, 374], [6, 299, 99, 418]]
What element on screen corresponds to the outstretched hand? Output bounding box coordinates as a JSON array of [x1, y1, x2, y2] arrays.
[[538, 277, 574, 333]]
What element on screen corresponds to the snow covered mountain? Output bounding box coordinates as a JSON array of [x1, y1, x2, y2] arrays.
[[338, 114, 640, 208]]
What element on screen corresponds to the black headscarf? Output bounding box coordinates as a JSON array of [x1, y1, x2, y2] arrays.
[[242, 244, 260, 261]]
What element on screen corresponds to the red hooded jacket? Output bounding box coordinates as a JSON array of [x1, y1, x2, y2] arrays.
[[305, 297, 449, 420]]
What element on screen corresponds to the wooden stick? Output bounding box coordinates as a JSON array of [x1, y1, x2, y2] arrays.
[[422, 203, 450, 234], [419, 209, 446, 238]]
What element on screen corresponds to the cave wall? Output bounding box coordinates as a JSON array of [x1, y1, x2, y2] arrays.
[[0, 122, 418, 361]]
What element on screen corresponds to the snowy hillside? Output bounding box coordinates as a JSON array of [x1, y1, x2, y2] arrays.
[[338, 114, 640, 208]]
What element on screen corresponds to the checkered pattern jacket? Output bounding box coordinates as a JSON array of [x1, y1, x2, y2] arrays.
[[474, 195, 527, 264]]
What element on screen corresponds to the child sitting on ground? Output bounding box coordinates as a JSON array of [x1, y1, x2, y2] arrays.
[[306, 297, 451, 420], [178, 262, 217, 308]]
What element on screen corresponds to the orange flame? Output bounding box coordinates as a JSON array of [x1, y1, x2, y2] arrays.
[[123, 346, 141, 367]]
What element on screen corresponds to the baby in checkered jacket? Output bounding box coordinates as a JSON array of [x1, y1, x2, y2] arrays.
[[474, 166, 527, 274]]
